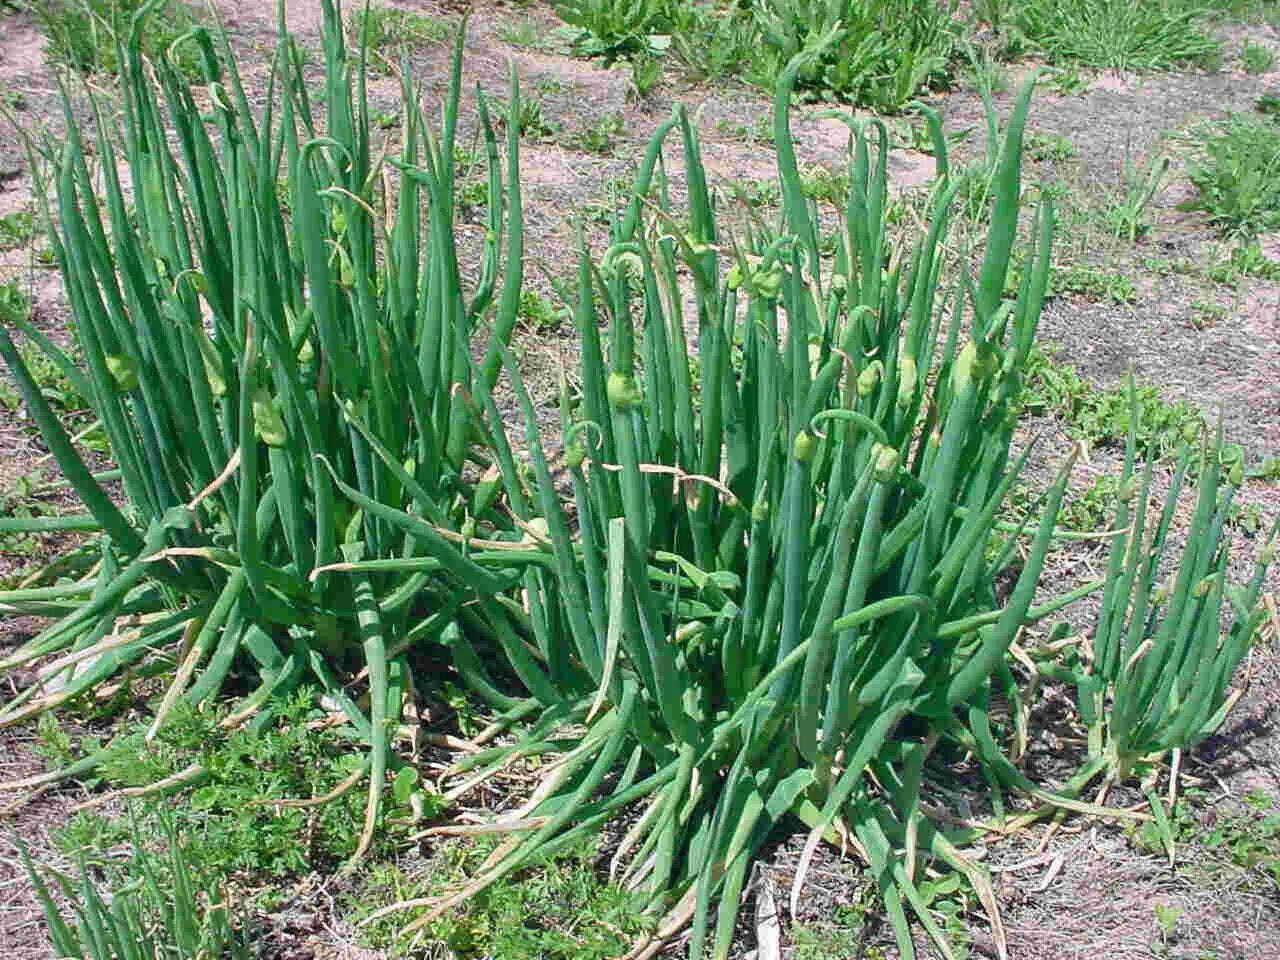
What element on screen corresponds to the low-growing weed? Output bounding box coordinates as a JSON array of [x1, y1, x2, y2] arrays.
[[1105, 154, 1170, 241], [1259, 90, 1280, 116], [517, 290, 567, 331], [1130, 788, 1280, 890], [47, 689, 441, 889], [1022, 348, 1205, 457], [1208, 241, 1280, 284], [0, 210, 34, 249], [1026, 131, 1077, 163], [32, 0, 201, 77], [1190, 298, 1227, 328], [800, 164, 850, 205], [1052, 262, 1137, 302], [570, 113, 625, 154], [1242, 41, 1276, 74], [714, 115, 775, 145], [1185, 114, 1280, 237], [349, 838, 651, 958]]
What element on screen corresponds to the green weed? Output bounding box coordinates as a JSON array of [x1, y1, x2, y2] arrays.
[[570, 113, 625, 154], [517, 290, 567, 331], [49, 689, 442, 888], [1022, 349, 1205, 457], [349, 839, 651, 958], [1207, 240, 1280, 284], [1052, 263, 1137, 302], [1259, 90, 1280, 116], [1026, 131, 1077, 163], [1186, 114, 1280, 237], [1104, 153, 1170, 241], [1014, 0, 1221, 71], [32, 0, 200, 77], [0, 210, 35, 249], [1242, 41, 1276, 74]]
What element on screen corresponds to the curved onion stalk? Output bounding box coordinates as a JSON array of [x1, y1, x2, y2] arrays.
[[0, 0, 527, 842], [426, 48, 1102, 959]]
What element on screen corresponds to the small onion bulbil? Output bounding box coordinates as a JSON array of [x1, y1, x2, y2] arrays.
[[751, 498, 770, 523], [857, 361, 883, 398], [607, 372, 643, 411], [252, 387, 287, 447], [793, 429, 818, 463]]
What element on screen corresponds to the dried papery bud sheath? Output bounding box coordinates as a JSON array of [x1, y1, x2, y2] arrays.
[[874, 444, 900, 482], [606, 372, 643, 411]]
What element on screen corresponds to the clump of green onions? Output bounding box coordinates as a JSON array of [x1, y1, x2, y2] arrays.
[[0, 0, 531, 853]]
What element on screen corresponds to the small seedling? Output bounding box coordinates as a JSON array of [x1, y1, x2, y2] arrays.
[[1105, 154, 1170, 241], [1026, 131, 1077, 163]]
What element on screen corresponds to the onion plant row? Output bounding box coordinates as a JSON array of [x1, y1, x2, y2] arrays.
[[1, 4, 1274, 958]]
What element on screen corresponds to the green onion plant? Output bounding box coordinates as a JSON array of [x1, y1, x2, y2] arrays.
[[18, 812, 251, 960], [0, 0, 528, 855]]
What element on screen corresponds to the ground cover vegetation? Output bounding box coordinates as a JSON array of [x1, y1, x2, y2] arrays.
[[3, 1, 1279, 958]]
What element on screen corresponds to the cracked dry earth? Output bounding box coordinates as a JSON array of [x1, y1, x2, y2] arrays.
[[2, 2, 1280, 959]]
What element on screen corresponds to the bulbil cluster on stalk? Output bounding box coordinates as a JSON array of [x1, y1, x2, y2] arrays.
[[1, 3, 1275, 958]]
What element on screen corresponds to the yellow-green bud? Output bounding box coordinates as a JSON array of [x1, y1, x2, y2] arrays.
[[727, 264, 744, 291], [565, 444, 586, 470], [1192, 575, 1214, 598], [105, 353, 138, 392], [252, 387, 286, 447], [857, 361, 882, 398], [793, 429, 818, 463], [461, 517, 477, 542], [607, 372, 642, 411], [897, 355, 917, 409], [752, 498, 770, 523], [1228, 460, 1243, 486], [1181, 421, 1200, 445], [331, 208, 347, 234]]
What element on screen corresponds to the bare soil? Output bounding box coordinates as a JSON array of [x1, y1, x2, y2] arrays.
[[1, 3, 1279, 959]]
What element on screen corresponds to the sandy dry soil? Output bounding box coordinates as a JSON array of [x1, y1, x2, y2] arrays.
[[1, 2, 1279, 959]]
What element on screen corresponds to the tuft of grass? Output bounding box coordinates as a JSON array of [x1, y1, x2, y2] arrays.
[[1186, 114, 1280, 237], [1014, 0, 1221, 71], [1104, 153, 1170, 241], [1259, 90, 1280, 116], [1026, 131, 1077, 163], [32, 0, 201, 77]]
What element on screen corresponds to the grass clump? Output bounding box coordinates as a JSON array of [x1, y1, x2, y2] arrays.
[[1186, 114, 1280, 237], [1013, 0, 1221, 71], [32, 0, 201, 77]]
